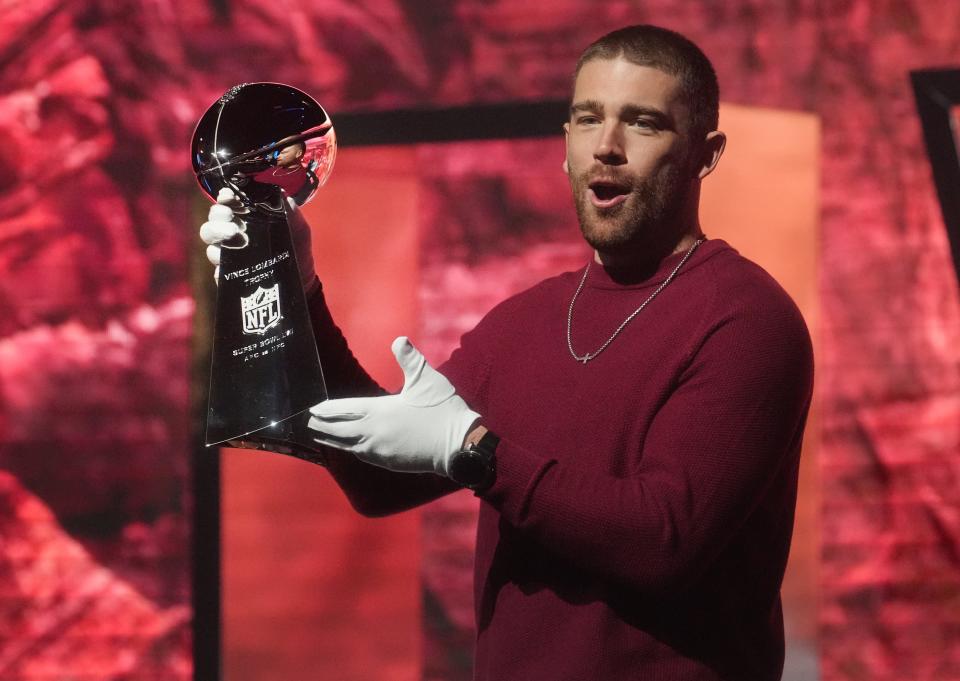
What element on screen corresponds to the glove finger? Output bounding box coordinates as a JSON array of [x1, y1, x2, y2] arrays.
[[309, 397, 379, 418], [310, 431, 363, 451], [217, 187, 251, 214], [208, 202, 234, 222], [206, 244, 221, 267], [309, 412, 364, 422], [307, 416, 365, 443], [200, 219, 240, 245], [392, 336, 426, 387], [391, 336, 455, 403]]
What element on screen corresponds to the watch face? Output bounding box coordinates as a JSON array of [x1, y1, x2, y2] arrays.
[[451, 449, 486, 486]]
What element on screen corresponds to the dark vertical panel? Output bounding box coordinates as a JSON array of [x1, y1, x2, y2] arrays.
[[911, 69, 960, 285], [191, 220, 221, 681]]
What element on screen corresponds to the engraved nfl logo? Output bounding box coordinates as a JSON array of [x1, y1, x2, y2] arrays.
[[240, 284, 281, 335]]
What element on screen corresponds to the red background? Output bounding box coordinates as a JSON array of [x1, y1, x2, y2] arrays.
[[0, 1, 958, 680]]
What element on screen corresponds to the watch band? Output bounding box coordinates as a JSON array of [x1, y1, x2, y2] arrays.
[[475, 429, 500, 458]]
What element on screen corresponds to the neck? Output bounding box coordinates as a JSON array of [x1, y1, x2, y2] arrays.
[[594, 227, 701, 263], [594, 221, 704, 283]]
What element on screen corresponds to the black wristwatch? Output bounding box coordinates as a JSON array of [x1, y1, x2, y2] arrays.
[[448, 429, 500, 493]]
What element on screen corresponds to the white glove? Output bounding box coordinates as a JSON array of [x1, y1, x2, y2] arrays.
[[308, 336, 480, 476], [199, 188, 246, 282], [198, 188, 318, 293]]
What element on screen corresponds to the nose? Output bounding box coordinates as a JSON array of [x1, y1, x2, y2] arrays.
[[594, 122, 626, 165]]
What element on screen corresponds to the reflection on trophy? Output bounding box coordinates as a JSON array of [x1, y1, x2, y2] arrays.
[[247, 134, 327, 206], [191, 82, 336, 464]]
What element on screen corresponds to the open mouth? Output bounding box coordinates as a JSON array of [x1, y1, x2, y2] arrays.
[[588, 180, 631, 208]]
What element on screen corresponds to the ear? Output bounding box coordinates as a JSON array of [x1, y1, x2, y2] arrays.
[[562, 122, 570, 174], [696, 130, 726, 180]]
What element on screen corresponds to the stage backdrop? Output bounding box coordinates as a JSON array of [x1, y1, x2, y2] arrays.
[[1, 2, 958, 681]]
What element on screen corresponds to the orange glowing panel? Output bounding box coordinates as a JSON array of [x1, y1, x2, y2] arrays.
[[221, 146, 423, 681], [953, 105, 960, 151], [701, 103, 821, 676]]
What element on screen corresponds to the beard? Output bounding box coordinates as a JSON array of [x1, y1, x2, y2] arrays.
[[570, 161, 691, 257]]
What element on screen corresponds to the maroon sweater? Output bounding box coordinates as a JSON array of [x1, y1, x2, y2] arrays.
[[308, 238, 814, 681]]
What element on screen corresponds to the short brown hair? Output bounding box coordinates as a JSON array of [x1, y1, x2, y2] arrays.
[[575, 25, 720, 142]]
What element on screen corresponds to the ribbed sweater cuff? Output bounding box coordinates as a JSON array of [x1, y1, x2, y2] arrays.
[[480, 437, 555, 525]]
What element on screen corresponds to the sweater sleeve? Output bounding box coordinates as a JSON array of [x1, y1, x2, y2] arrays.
[[306, 278, 459, 516], [479, 298, 814, 595]]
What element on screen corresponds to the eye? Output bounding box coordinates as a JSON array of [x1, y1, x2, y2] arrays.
[[575, 114, 601, 126], [631, 118, 657, 130]]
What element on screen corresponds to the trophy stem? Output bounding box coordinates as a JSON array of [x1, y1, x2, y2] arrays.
[[205, 187, 327, 454]]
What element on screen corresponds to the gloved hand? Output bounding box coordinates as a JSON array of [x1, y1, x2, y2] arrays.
[[308, 336, 480, 476], [198, 187, 318, 294]]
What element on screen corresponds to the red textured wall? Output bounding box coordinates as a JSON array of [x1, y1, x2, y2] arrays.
[[1, 1, 958, 680], [0, 3, 195, 677]]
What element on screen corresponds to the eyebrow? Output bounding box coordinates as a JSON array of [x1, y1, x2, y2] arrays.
[[569, 99, 674, 128], [569, 99, 604, 117]]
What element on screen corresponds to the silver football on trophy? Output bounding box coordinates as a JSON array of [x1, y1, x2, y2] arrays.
[[191, 82, 336, 210]]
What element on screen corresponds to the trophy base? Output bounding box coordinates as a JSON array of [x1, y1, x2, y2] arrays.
[[220, 411, 328, 467]]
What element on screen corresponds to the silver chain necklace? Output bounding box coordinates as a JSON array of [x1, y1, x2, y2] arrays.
[[566, 238, 704, 364]]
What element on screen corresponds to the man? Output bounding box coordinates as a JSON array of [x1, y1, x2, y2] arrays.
[[201, 25, 813, 681], [250, 138, 318, 206]]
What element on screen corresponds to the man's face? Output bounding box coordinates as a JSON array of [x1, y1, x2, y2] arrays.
[[276, 142, 304, 167], [564, 57, 698, 255]]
